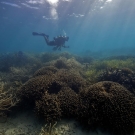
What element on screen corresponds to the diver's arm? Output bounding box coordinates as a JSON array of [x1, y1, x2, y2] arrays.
[[53, 45, 61, 51]]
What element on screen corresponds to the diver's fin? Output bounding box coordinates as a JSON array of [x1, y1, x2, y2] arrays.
[[32, 32, 49, 38], [32, 32, 40, 36]]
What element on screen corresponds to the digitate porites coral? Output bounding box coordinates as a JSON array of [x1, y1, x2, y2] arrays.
[[78, 81, 135, 135]]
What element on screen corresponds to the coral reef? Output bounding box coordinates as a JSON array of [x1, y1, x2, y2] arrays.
[[1, 52, 135, 134], [55, 69, 86, 93], [85, 57, 135, 84], [39, 122, 58, 135], [38, 120, 82, 135], [54, 57, 70, 69], [18, 67, 86, 109], [75, 56, 94, 64], [33, 66, 58, 77], [106, 55, 135, 61], [85, 68, 103, 84], [78, 81, 135, 135], [35, 93, 61, 123], [45, 57, 83, 72], [39, 52, 73, 63], [18, 64, 86, 125], [0, 81, 18, 117], [18, 75, 53, 105], [98, 68, 135, 94], [57, 88, 79, 118], [0, 52, 42, 74]]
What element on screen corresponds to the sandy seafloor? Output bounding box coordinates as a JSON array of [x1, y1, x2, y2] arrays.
[[0, 111, 41, 135], [0, 110, 111, 135]]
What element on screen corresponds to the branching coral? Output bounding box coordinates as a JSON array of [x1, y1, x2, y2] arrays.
[[35, 92, 61, 123], [44, 57, 84, 76], [98, 68, 135, 94], [55, 69, 86, 93], [18, 74, 54, 105], [57, 87, 79, 118], [78, 81, 135, 135], [54, 57, 69, 69], [19, 68, 86, 106], [0, 89, 18, 116], [75, 56, 94, 64], [39, 52, 74, 63], [0, 79, 21, 118], [85, 69, 103, 84], [39, 122, 58, 135], [39, 120, 76, 135], [33, 66, 58, 77], [85, 57, 135, 84], [96, 58, 135, 70], [18, 66, 86, 124], [0, 93, 15, 111]]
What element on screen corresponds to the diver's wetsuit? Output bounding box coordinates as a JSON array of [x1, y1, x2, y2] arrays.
[[32, 32, 69, 50]]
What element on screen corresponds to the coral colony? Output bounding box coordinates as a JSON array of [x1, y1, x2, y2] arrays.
[[0, 52, 135, 135]]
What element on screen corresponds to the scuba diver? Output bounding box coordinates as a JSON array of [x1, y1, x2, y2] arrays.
[[32, 32, 69, 51]]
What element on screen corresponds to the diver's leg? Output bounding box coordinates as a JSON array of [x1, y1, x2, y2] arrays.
[[53, 46, 58, 51], [43, 36, 50, 45], [53, 45, 60, 51], [58, 46, 61, 51], [53, 45, 61, 51], [43, 36, 56, 46]]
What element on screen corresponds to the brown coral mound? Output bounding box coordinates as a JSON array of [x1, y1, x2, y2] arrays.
[[0, 83, 18, 117], [98, 68, 135, 94], [54, 57, 69, 69], [78, 81, 135, 135], [18, 74, 56, 105], [0, 91, 16, 116], [57, 87, 79, 118], [19, 68, 86, 106], [33, 66, 58, 77], [35, 92, 61, 123], [45, 57, 83, 71], [55, 69, 86, 93]]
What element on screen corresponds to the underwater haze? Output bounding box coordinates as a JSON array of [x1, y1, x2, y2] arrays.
[[0, 0, 135, 55], [1, 1, 135, 135]]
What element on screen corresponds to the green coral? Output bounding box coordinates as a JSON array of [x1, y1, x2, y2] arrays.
[[85, 69, 103, 83], [85, 57, 135, 83]]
